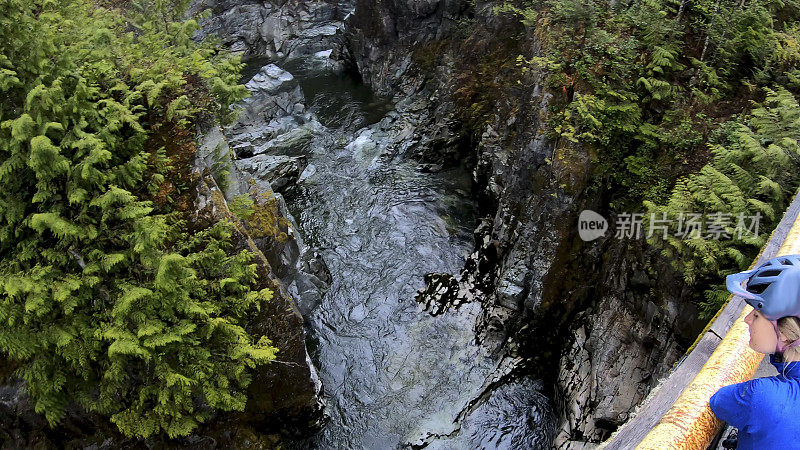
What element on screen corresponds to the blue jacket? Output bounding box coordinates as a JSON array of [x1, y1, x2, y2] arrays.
[[710, 353, 800, 450]]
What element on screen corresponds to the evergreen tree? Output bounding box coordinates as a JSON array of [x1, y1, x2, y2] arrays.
[[645, 87, 800, 318], [0, 0, 275, 439]]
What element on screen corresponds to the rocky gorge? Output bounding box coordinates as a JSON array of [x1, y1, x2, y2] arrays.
[[191, 0, 714, 448], [0, 0, 712, 448]]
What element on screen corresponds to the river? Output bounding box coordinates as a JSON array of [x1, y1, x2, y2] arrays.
[[241, 53, 554, 449]]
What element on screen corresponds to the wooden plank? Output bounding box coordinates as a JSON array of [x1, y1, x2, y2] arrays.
[[707, 297, 746, 340]]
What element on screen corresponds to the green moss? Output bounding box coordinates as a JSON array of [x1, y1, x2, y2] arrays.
[[230, 192, 290, 242]]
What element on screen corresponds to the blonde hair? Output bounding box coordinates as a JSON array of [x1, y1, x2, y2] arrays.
[[777, 316, 800, 373]]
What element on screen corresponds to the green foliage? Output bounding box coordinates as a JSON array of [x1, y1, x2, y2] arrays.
[[123, 0, 248, 127], [495, 0, 800, 317], [645, 87, 800, 319], [505, 0, 693, 207], [211, 141, 233, 193], [0, 0, 273, 439], [499, 0, 800, 208], [229, 194, 256, 222], [230, 192, 290, 242]]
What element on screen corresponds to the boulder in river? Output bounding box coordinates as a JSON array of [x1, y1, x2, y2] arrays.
[[234, 154, 308, 193], [225, 63, 313, 158]]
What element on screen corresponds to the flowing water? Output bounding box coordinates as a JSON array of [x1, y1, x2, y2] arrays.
[[241, 54, 554, 449]]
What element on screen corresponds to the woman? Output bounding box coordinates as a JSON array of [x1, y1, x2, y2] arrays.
[[710, 254, 800, 449]]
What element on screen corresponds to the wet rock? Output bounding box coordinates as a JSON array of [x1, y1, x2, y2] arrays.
[[192, 0, 353, 61], [297, 163, 317, 183], [248, 63, 298, 95], [0, 382, 52, 448], [196, 125, 332, 319], [225, 64, 312, 158], [234, 154, 307, 193]]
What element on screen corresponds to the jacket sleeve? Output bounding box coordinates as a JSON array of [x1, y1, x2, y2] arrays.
[[709, 379, 763, 428]]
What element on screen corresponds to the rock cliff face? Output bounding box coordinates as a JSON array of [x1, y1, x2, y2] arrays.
[[190, 13, 341, 435], [333, 1, 707, 448], [549, 238, 704, 448], [344, 0, 466, 96], [224, 63, 311, 159]]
